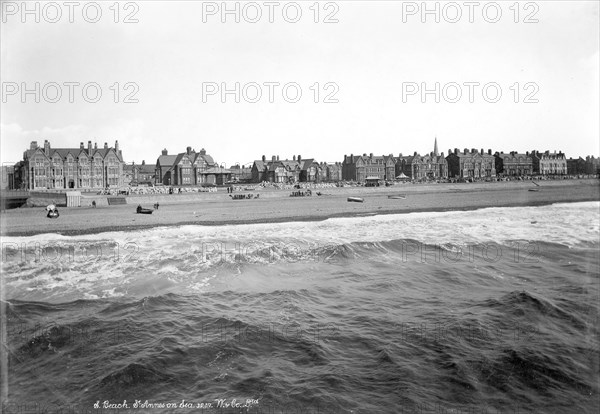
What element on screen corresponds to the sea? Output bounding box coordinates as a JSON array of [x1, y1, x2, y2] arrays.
[[1, 202, 599, 414]]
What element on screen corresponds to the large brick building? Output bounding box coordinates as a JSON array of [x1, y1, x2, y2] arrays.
[[251, 155, 321, 184], [17, 140, 124, 190], [446, 148, 496, 180], [531, 151, 567, 175], [342, 153, 396, 182], [494, 151, 533, 176], [395, 151, 448, 180], [155, 147, 231, 186]]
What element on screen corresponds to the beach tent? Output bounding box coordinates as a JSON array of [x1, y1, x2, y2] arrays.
[[396, 173, 410, 180]]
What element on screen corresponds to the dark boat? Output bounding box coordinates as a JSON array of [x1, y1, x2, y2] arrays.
[[136, 205, 153, 214], [347, 197, 364, 203], [388, 194, 406, 199]]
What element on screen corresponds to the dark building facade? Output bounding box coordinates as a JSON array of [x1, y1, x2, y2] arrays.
[[342, 153, 395, 182], [251, 155, 321, 184], [494, 151, 533, 176], [446, 148, 496, 179]]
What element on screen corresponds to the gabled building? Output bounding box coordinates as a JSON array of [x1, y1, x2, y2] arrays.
[[494, 151, 533, 176], [531, 151, 567, 175], [319, 162, 342, 182], [251, 155, 321, 183], [396, 152, 448, 180], [446, 148, 496, 179], [155, 147, 230, 186], [342, 153, 395, 182], [17, 140, 125, 190], [567, 157, 586, 175]]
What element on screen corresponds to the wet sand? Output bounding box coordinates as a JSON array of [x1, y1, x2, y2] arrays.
[[1, 180, 598, 237]]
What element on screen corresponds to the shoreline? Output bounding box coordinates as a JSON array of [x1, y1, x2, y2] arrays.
[[1, 180, 599, 237]]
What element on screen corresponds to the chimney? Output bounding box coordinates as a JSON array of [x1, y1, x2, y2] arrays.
[[186, 146, 192, 155], [488, 149, 492, 155], [262, 155, 266, 162], [94, 142, 98, 150], [464, 148, 468, 155], [44, 140, 50, 156], [272, 156, 276, 162], [298, 155, 302, 163], [162, 149, 168, 156], [526, 151, 530, 156], [142, 160, 145, 165], [293, 155, 296, 161], [399, 153, 403, 157], [471, 148, 477, 154], [370, 153, 373, 159], [80, 142, 84, 150], [454, 148, 458, 155], [115, 140, 119, 152], [350, 154, 354, 163], [277, 155, 279, 161], [88, 141, 92, 153], [30, 141, 38, 150], [200, 148, 206, 155], [104, 142, 108, 149], [481, 148, 484, 155], [414, 151, 418, 156], [441, 152, 444, 158]]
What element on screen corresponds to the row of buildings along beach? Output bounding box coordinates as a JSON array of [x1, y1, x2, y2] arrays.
[[2, 138, 599, 190]]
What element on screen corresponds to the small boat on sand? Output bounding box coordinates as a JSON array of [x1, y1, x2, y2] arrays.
[[388, 194, 406, 199], [136, 205, 153, 214], [347, 197, 364, 203], [528, 188, 540, 192]]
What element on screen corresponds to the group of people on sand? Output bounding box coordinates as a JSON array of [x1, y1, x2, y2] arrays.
[[45, 204, 59, 218]]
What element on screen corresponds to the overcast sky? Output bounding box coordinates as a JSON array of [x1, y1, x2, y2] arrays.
[[1, 0, 598, 167]]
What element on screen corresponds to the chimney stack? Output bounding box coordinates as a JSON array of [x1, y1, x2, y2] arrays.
[[272, 156, 276, 162], [464, 148, 468, 155], [104, 142, 108, 149], [44, 140, 50, 156], [115, 140, 119, 152], [186, 146, 192, 155], [488, 149, 492, 155], [370, 153, 373, 159], [30, 141, 38, 150], [88, 141, 92, 153], [277, 155, 279, 161], [298, 155, 302, 163], [142, 160, 145, 165], [262, 155, 266, 162], [293, 155, 296, 161], [350, 154, 354, 163], [162, 149, 168, 156], [94, 142, 98, 150], [80, 142, 84, 150], [471, 148, 477, 154], [454, 148, 458, 155]]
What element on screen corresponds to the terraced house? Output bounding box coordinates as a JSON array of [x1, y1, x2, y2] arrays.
[[342, 153, 396, 182], [18, 140, 124, 190], [251, 155, 321, 183], [156, 147, 231, 186], [494, 151, 533, 176], [446, 148, 496, 179], [395, 151, 448, 180], [531, 151, 568, 175]]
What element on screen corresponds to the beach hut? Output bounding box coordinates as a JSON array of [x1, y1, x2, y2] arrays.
[[395, 173, 410, 181]]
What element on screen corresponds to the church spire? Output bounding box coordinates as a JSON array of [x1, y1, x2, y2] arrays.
[[434, 136, 439, 156]]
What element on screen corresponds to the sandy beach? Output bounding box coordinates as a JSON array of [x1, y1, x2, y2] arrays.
[[1, 179, 598, 237]]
